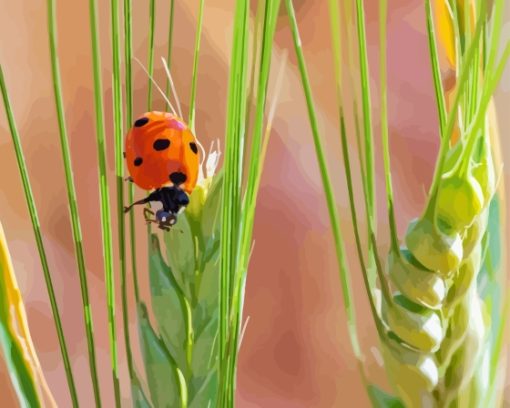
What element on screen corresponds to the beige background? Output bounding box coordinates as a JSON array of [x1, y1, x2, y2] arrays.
[[0, 1, 509, 406]]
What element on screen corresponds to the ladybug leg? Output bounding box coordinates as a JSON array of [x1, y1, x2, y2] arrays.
[[143, 208, 155, 223], [143, 215, 160, 227], [124, 197, 151, 213], [124, 176, 134, 182]]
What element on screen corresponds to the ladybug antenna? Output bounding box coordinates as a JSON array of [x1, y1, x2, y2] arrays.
[[161, 57, 184, 119], [133, 57, 177, 116], [161, 57, 207, 170]]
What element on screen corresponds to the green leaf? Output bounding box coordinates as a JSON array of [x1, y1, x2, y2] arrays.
[[137, 303, 187, 408], [189, 371, 218, 408], [367, 385, 404, 408], [131, 376, 152, 408], [192, 258, 219, 335], [149, 234, 193, 375], [165, 213, 196, 300], [200, 173, 224, 241], [197, 251, 220, 313], [192, 317, 218, 380]]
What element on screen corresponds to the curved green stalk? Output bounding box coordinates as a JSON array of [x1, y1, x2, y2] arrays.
[[189, 0, 205, 132], [88, 0, 120, 405], [47, 0, 103, 405], [326, 0, 389, 334], [0, 65, 78, 407], [285, 0, 377, 364], [342, 2, 376, 294], [325, 0, 374, 369]]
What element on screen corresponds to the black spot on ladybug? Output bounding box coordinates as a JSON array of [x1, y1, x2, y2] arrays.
[[153, 139, 171, 151], [169, 172, 187, 185], [123, 152, 126, 158], [134, 157, 143, 166], [189, 142, 198, 154], [134, 117, 149, 127]]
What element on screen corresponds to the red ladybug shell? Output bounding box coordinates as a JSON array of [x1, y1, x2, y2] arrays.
[[125, 111, 200, 193]]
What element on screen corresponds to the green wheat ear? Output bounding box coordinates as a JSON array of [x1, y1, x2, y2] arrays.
[[289, 0, 509, 406], [137, 172, 223, 408]]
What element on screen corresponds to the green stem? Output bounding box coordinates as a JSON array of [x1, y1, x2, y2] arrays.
[[147, 0, 156, 110], [379, 0, 399, 254], [189, 0, 205, 132], [0, 65, 79, 408], [123, 0, 140, 304], [219, 0, 250, 404], [343, 2, 366, 188], [425, 0, 447, 139], [111, 0, 136, 397], [88, 0, 121, 404], [165, 0, 175, 112], [47, 0, 102, 405], [244, 0, 265, 153], [354, 0, 376, 229]]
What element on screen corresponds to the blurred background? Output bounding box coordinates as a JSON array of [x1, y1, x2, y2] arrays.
[[0, 0, 509, 406]]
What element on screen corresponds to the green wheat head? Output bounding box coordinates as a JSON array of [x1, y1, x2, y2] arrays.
[[286, 0, 509, 406]]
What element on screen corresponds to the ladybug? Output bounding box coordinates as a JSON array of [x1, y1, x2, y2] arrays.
[[123, 111, 201, 230]]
